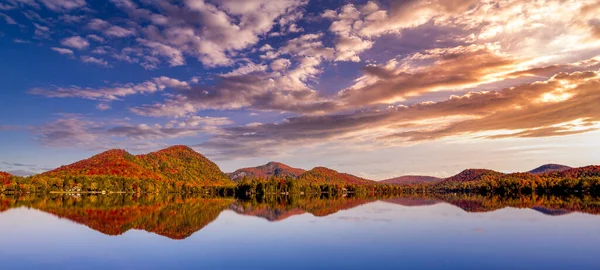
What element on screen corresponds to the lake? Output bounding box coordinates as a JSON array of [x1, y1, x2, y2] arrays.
[[0, 194, 599, 270]]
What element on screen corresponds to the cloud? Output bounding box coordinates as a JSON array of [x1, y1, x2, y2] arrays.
[[80, 56, 111, 67], [60, 36, 89, 50], [130, 67, 340, 117], [104, 25, 136, 37], [137, 38, 185, 67], [0, 12, 17, 24], [35, 117, 106, 149], [323, 3, 379, 62], [33, 115, 233, 150], [270, 58, 291, 71], [87, 34, 104, 42], [51, 47, 74, 56], [87, 18, 109, 30], [100, 0, 309, 68], [29, 76, 192, 101], [338, 44, 517, 107], [96, 103, 111, 111], [38, 0, 86, 12], [222, 62, 268, 77], [33, 23, 51, 39], [198, 69, 600, 158]]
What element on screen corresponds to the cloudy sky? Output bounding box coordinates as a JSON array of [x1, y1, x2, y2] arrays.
[[1, 0, 600, 179]]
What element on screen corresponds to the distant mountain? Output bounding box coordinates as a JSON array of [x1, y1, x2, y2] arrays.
[[380, 175, 442, 185], [528, 164, 572, 174], [443, 169, 505, 182], [0, 171, 11, 185], [297, 167, 375, 185], [41, 145, 234, 187], [228, 162, 305, 181]]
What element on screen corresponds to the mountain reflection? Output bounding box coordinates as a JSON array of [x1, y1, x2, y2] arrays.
[[2, 193, 600, 239]]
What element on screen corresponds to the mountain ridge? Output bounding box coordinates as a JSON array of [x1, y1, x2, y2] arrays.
[[228, 162, 305, 181], [380, 175, 442, 185], [528, 164, 572, 174], [297, 167, 375, 185]]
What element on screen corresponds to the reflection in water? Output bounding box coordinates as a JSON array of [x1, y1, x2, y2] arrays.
[[1, 193, 600, 239]]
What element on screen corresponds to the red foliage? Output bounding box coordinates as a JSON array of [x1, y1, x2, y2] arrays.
[[0, 171, 11, 186], [550, 165, 600, 178], [297, 167, 375, 185], [43, 149, 163, 181], [40, 146, 234, 187], [443, 169, 505, 182]]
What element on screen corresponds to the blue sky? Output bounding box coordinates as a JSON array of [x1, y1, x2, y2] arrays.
[[1, 0, 600, 179]]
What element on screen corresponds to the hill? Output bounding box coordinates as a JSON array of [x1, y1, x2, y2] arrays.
[[297, 167, 375, 185], [228, 162, 305, 181], [0, 171, 11, 185], [528, 164, 572, 174], [549, 165, 600, 178], [42, 149, 164, 180], [380, 175, 442, 185], [443, 169, 505, 182], [39, 145, 234, 190], [139, 145, 233, 187]]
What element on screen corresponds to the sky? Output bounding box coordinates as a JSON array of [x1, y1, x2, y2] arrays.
[[0, 0, 600, 180]]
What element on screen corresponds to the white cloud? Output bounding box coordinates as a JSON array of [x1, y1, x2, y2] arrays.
[[270, 58, 291, 71], [38, 0, 86, 12], [80, 56, 111, 67], [87, 34, 104, 42], [51, 47, 74, 55], [104, 25, 136, 37], [137, 38, 185, 67], [222, 62, 268, 77], [96, 103, 111, 111], [61, 36, 89, 50], [29, 76, 193, 101]]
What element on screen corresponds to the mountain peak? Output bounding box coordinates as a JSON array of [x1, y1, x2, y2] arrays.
[[528, 164, 572, 174], [444, 169, 504, 182], [380, 175, 442, 185], [298, 167, 374, 185], [96, 149, 129, 156], [229, 161, 305, 181], [162, 145, 195, 152]]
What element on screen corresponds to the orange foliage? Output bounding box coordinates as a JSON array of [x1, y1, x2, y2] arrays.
[[0, 171, 11, 186], [297, 167, 375, 185]]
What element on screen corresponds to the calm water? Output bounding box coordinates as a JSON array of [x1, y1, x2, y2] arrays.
[[0, 194, 599, 270]]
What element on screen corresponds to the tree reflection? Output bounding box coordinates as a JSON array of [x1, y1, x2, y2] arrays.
[[2, 193, 600, 239]]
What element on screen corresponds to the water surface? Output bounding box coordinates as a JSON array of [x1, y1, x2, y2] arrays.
[[0, 194, 599, 270]]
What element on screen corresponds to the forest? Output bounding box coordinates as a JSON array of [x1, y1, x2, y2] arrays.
[[1, 146, 600, 197]]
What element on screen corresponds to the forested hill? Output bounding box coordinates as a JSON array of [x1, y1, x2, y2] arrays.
[[442, 169, 505, 182], [228, 162, 306, 181], [38, 145, 234, 188], [296, 167, 375, 185], [138, 145, 232, 187], [380, 175, 442, 185]]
